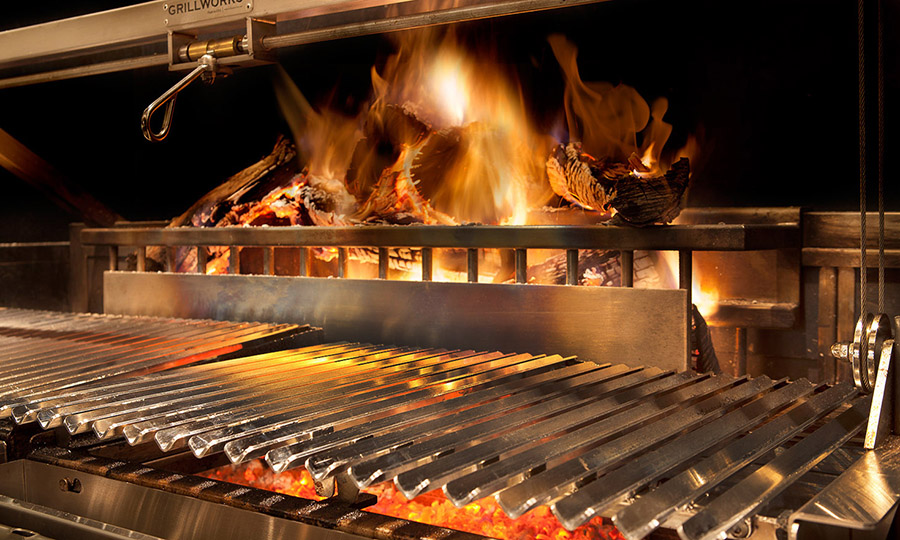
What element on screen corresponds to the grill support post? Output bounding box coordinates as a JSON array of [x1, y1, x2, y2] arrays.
[[467, 249, 478, 283], [620, 250, 633, 287], [680, 250, 692, 372], [515, 249, 527, 284], [566, 249, 578, 286], [196, 246, 207, 274], [338, 248, 348, 278], [421, 248, 433, 281]]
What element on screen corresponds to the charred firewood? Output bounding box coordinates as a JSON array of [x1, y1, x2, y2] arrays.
[[133, 137, 298, 272], [346, 104, 430, 201], [608, 157, 690, 225], [546, 142, 690, 225], [353, 144, 456, 225], [546, 143, 623, 212], [409, 127, 464, 206], [173, 136, 299, 228], [526, 249, 662, 287]]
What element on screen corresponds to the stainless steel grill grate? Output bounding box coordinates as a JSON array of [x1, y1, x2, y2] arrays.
[[0, 308, 321, 424], [6, 339, 869, 539]]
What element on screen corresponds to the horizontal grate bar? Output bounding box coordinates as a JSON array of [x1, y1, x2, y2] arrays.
[[80, 223, 799, 251]]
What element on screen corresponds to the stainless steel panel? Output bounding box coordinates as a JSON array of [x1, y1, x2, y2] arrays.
[[0, 494, 164, 540], [104, 272, 690, 371], [788, 435, 900, 539], [0, 462, 24, 502], [7, 461, 370, 540], [0, 3, 165, 69]]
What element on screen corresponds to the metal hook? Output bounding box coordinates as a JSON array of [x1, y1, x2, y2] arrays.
[[141, 54, 220, 142]]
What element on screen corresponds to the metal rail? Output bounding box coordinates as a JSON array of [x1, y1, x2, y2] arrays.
[[81, 223, 798, 251], [0, 0, 618, 89]]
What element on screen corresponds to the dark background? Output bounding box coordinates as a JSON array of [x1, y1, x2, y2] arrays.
[[0, 0, 896, 242]]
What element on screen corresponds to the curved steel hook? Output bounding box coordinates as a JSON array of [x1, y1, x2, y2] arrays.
[[141, 55, 218, 142]]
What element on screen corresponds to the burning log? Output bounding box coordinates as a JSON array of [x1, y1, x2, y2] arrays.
[[346, 104, 430, 202], [173, 136, 300, 228], [546, 142, 690, 225]]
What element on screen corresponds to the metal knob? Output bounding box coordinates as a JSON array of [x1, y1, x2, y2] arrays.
[[831, 341, 850, 361]]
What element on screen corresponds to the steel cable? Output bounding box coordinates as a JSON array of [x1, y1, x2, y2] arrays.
[[858, 0, 868, 314], [877, 0, 885, 313]]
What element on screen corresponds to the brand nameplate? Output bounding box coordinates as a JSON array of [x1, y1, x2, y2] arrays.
[[164, 0, 252, 28]]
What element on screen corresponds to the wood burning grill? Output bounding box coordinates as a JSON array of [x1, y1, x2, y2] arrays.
[[0, 216, 888, 540], [1, 0, 898, 539]]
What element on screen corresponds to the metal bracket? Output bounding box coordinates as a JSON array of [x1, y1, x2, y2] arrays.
[[168, 17, 275, 71], [865, 339, 895, 449], [143, 17, 275, 141], [314, 471, 377, 509], [140, 54, 224, 142]]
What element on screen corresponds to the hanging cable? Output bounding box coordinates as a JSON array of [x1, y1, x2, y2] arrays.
[[877, 0, 885, 313], [858, 0, 868, 314]]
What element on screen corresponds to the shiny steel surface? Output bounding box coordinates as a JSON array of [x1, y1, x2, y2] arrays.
[[0, 308, 315, 425], [495, 376, 775, 519], [104, 272, 691, 371], [1, 328, 882, 537], [0, 309, 881, 538], [550, 379, 817, 530], [612, 382, 858, 540], [141, 55, 219, 142], [678, 396, 872, 540], [0, 461, 373, 540], [788, 435, 900, 538], [865, 339, 895, 449]]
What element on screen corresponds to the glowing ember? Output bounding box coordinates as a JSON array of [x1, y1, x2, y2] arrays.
[[202, 460, 623, 540]]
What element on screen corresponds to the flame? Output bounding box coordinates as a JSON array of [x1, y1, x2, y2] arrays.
[[430, 54, 468, 126], [548, 35, 673, 175], [195, 29, 695, 277], [202, 461, 623, 540], [273, 66, 360, 181], [363, 28, 553, 224], [656, 251, 719, 318]]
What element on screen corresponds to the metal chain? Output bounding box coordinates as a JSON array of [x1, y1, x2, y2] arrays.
[[877, 0, 885, 313], [858, 0, 868, 314]]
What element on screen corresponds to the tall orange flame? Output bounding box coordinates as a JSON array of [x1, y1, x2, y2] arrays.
[[549, 34, 673, 176], [365, 28, 554, 224]]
